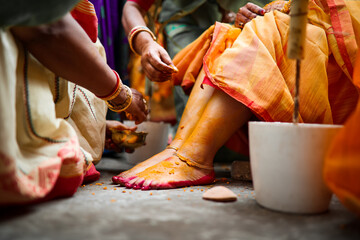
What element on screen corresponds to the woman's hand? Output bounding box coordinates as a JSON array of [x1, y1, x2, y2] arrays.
[[140, 40, 177, 82], [235, 3, 265, 29], [105, 120, 137, 153], [123, 88, 148, 124]]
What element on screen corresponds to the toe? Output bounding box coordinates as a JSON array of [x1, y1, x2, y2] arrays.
[[125, 177, 138, 188], [132, 178, 145, 190], [141, 179, 153, 190], [112, 176, 120, 183]]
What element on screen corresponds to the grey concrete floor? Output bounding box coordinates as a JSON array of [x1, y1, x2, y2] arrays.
[[0, 155, 359, 240]]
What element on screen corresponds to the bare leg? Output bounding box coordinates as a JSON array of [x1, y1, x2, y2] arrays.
[[126, 89, 252, 190], [113, 68, 215, 184]]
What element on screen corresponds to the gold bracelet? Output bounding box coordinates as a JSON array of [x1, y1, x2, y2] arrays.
[[166, 145, 179, 151], [106, 85, 133, 112], [96, 70, 122, 101], [175, 152, 214, 170], [128, 26, 156, 55]]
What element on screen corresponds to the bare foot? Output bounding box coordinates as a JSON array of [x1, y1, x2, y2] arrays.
[[123, 155, 215, 190], [112, 148, 176, 184]]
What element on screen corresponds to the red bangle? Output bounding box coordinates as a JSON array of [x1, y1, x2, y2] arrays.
[[96, 70, 122, 101]]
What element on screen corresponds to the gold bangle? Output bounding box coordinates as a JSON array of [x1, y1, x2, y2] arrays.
[[128, 26, 156, 55], [96, 70, 122, 101], [106, 85, 133, 112]]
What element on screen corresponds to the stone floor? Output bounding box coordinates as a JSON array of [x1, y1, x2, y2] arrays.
[[0, 155, 359, 240]]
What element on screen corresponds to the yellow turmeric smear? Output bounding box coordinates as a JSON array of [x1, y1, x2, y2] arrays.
[[161, 161, 173, 168], [169, 169, 175, 174], [175, 162, 180, 165]]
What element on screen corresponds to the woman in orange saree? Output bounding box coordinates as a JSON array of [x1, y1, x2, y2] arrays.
[[113, 0, 359, 191]]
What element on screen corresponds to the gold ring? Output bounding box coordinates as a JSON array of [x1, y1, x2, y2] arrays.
[[143, 98, 149, 112]]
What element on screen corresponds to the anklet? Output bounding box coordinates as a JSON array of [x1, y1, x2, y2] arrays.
[[175, 152, 213, 170], [166, 146, 179, 151]]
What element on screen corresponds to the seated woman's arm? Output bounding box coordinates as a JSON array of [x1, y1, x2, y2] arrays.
[[11, 13, 147, 124]]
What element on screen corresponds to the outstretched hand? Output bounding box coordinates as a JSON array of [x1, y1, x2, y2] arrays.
[[235, 3, 265, 28], [140, 41, 177, 82]]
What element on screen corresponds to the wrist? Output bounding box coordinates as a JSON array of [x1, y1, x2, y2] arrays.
[[128, 26, 156, 55], [106, 85, 133, 113], [96, 70, 122, 101]]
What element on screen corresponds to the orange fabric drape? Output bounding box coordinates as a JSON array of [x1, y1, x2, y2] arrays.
[[172, 0, 359, 125], [324, 50, 360, 217]]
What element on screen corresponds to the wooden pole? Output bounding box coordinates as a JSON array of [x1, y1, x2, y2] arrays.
[[287, 0, 309, 123]]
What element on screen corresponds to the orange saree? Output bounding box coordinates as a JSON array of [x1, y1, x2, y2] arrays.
[[324, 50, 360, 217], [173, 0, 358, 124]]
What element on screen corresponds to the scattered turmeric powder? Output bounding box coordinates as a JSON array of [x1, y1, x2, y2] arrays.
[[122, 190, 126, 193], [190, 189, 194, 192], [169, 169, 175, 174], [103, 187, 107, 190], [91, 192, 95, 195], [150, 193, 153, 196], [113, 188, 117, 190], [175, 162, 180, 165], [95, 183, 103, 186], [167, 198, 171, 200], [111, 199, 116, 203]]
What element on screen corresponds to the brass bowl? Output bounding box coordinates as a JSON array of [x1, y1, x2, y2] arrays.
[[110, 128, 148, 149]]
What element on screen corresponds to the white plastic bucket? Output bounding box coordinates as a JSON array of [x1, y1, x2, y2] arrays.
[[123, 121, 170, 165], [249, 121, 342, 214]]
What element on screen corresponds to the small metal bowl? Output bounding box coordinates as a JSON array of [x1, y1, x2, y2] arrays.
[[110, 128, 148, 149]]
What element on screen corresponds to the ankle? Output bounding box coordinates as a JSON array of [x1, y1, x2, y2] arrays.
[[175, 152, 213, 170]]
